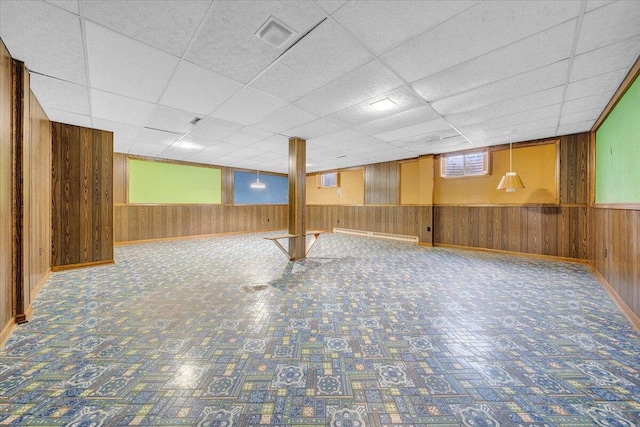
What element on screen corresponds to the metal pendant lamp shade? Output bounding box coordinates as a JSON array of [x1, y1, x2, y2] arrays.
[[251, 167, 266, 189], [497, 137, 525, 192]]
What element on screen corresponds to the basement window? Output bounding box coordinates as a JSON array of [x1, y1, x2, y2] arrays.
[[320, 172, 339, 188], [441, 151, 489, 178]]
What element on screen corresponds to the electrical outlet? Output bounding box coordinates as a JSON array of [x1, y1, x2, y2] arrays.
[[604, 248, 608, 258], [427, 226, 431, 232], [337, 219, 340, 224], [267, 218, 270, 222]]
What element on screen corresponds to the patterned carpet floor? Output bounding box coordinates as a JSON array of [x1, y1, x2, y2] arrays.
[[1, 232, 639, 426]]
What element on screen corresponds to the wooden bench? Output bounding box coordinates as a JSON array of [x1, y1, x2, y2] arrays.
[[264, 230, 325, 260]]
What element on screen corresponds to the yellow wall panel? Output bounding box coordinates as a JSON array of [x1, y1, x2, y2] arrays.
[[307, 169, 364, 205], [400, 161, 420, 204], [434, 143, 558, 205]]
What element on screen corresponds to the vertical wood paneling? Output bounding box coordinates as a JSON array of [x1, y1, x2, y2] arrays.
[[51, 122, 113, 267], [113, 153, 127, 204], [591, 208, 640, 317], [26, 90, 51, 303], [365, 161, 398, 205], [0, 40, 13, 334]]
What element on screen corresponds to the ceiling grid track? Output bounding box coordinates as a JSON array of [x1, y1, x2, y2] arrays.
[[555, 0, 588, 135]]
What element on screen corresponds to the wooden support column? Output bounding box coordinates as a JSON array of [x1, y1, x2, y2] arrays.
[[288, 137, 306, 260]]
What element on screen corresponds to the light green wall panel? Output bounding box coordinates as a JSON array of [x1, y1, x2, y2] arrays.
[[129, 159, 221, 204], [595, 74, 640, 203]]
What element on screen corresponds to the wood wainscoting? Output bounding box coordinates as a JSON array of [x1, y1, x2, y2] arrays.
[[590, 207, 640, 317], [434, 205, 589, 260], [307, 205, 434, 244], [114, 204, 287, 243]]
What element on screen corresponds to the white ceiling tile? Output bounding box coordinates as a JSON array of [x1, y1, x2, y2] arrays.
[[444, 86, 565, 127], [85, 21, 179, 102], [222, 126, 275, 146], [253, 104, 318, 133], [295, 60, 403, 116], [210, 87, 288, 125], [307, 129, 369, 147], [334, 1, 477, 55], [459, 104, 561, 135], [45, 0, 79, 14], [113, 138, 134, 154], [557, 120, 594, 136], [431, 60, 569, 115], [284, 117, 345, 140], [188, 116, 243, 140], [559, 108, 601, 127], [561, 93, 611, 116], [0, 1, 86, 84], [577, 0, 640, 54], [82, 0, 211, 57], [160, 60, 243, 116], [412, 20, 575, 102], [357, 105, 441, 135], [314, 0, 347, 15], [250, 19, 374, 101], [92, 118, 142, 141], [159, 142, 207, 161], [585, 1, 616, 12], [145, 105, 200, 134], [374, 118, 452, 142], [327, 86, 426, 127], [381, 0, 580, 82], [252, 134, 290, 152], [565, 68, 628, 101], [184, 1, 326, 83], [135, 127, 180, 147], [570, 35, 640, 83], [187, 142, 243, 161], [29, 74, 89, 115], [91, 89, 155, 125], [128, 141, 168, 157], [44, 109, 92, 128]]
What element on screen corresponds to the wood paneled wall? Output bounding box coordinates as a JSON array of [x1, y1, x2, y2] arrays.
[[590, 208, 639, 316], [1, 41, 52, 343], [25, 90, 51, 308], [307, 205, 433, 244], [0, 40, 13, 339], [434, 134, 590, 259], [113, 153, 287, 243], [434, 206, 589, 258], [52, 123, 113, 267], [115, 204, 287, 242], [365, 161, 398, 205]]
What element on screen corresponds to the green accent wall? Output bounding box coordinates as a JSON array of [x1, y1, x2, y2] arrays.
[[129, 159, 221, 204], [595, 74, 640, 203]]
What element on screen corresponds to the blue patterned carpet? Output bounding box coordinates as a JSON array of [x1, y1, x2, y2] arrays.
[[1, 232, 639, 426]]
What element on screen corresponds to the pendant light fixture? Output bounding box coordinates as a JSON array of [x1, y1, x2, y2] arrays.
[[497, 132, 525, 192], [250, 167, 266, 189]]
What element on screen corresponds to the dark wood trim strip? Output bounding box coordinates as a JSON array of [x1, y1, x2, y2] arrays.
[[588, 263, 640, 334], [11, 59, 26, 324], [0, 318, 16, 349], [50, 259, 114, 272], [592, 54, 640, 132], [592, 203, 640, 210], [114, 228, 287, 246], [434, 242, 589, 264]]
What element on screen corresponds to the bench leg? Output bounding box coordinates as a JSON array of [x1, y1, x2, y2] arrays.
[[271, 239, 292, 260], [305, 233, 321, 256]]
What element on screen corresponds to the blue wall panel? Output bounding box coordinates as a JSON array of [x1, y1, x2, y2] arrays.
[[234, 171, 288, 204]]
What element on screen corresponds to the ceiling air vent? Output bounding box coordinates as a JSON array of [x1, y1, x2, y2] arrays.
[[255, 16, 296, 49]]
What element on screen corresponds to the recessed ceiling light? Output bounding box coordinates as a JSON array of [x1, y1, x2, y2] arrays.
[[173, 140, 204, 150], [370, 98, 397, 111], [255, 16, 296, 49]]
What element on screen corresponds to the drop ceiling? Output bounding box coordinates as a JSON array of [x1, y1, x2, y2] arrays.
[[1, 0, 638, 173]]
